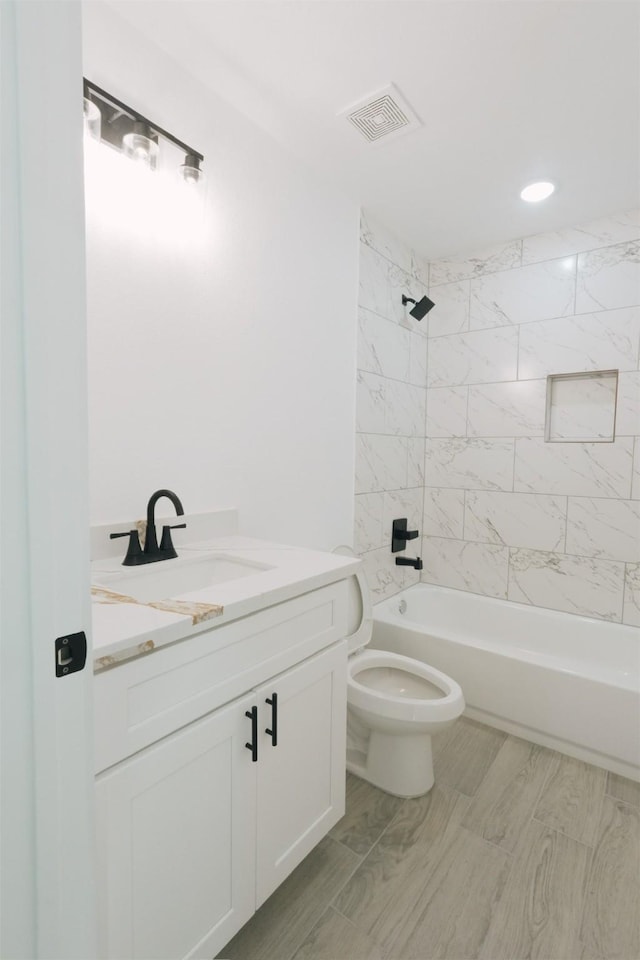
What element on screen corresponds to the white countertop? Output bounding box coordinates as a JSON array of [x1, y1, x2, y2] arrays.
[[91, 536, 360, 669]]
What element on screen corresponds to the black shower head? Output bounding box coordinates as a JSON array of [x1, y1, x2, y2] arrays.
[[401, 294, 435, 321]]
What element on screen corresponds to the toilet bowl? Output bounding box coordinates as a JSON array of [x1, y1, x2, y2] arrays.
[[334, 547, 465, 798]]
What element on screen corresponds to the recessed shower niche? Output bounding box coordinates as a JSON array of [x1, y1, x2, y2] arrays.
[[545, 370, 619, 442]]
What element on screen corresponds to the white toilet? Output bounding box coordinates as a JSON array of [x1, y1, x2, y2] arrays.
[[336, 547, 465, 798]]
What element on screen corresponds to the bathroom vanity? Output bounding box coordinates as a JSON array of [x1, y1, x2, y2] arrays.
[[91, 529, 359, 960]]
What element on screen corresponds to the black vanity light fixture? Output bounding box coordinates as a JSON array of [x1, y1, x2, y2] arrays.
[[83, 79, 205, 184], [402, 293, 435, 321]]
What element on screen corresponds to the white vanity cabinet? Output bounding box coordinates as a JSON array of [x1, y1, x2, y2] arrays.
[[95, 691, 257, 960], [254, 642, 346, 907], [94, 582, 348, 960]]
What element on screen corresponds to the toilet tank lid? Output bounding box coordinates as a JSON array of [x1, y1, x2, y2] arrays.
[[333, 546, 373, 652]]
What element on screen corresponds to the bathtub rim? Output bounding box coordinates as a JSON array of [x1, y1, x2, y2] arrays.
[[373, 583, 639, 692]]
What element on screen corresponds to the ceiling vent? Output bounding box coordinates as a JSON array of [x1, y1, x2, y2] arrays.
[[339, 83, 421, 144]]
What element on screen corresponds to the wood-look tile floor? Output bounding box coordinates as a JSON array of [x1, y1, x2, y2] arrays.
[[218, 718, 640, 960]]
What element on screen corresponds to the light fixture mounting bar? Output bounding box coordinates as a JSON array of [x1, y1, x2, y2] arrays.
[[83, 79, 204, 162]]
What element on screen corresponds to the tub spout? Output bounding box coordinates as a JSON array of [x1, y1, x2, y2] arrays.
[[395, 556, 423, 571]]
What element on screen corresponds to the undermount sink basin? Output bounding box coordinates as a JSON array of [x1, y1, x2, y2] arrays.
[[95, 553, 272, 604]]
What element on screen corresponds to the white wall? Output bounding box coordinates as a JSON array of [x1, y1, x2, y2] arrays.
[[424, 211, 640, 625], [82, 2, 358, 551], [355, 212, 429, 600]]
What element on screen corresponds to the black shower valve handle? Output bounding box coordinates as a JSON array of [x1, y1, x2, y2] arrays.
[[391, 517, 420, 553]]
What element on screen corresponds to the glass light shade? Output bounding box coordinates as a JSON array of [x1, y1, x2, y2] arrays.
[[122, 121, 158, 170], [520, 181, 555, 202], [83, 98, 101, 142], [179, 153, 205, 186]]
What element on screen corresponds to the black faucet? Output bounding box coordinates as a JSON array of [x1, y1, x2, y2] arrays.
[[395, 556, 423, 571], [110, 489, 186, 566], [144, 489, 186, 559]]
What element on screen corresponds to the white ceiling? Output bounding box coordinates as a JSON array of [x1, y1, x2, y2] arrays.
[[105, 0, 640, 260]]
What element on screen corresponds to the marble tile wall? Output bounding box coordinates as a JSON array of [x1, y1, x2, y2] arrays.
[[355, 212, 429, 601], [423, 209, 640, 624]]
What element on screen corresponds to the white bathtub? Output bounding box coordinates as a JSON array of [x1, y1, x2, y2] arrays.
[[372, 584, 640, 781]]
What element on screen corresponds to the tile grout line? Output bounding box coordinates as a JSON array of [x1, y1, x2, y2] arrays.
[[458, 823, 517, 860], [417, 535, 634, 567], [461, 488, 467, 541], [529, 813, 601, 851], [621, 561, 629, 624], [431, 233, 639, 287], [453, 728, 511, 802], [362, 234, 423, 282], [282, 837, 370, 960], [530, 748, 606, 855], [318, 903, 389, 959], [323, 803, 408, 921], [328, 782, 480, 952], [602, 790, 640, 811], [531, 808, 604, 851], [282, 906, 337, 960]]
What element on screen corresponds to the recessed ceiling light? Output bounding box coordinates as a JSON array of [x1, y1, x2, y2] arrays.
[[520, 181, 555, 203]]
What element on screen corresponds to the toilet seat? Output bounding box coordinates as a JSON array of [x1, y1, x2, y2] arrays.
[[348, 649, 464, 723]]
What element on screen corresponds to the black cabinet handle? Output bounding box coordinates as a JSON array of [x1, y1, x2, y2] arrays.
[[265, 693, 278, 747], [245, 706, 258, 762]]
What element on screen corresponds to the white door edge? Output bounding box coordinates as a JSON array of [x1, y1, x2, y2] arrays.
[[1, 2, 96, 956]]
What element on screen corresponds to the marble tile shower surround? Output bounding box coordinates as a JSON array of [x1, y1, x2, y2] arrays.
[[354, 208, 639, 621], [355, 213, 429, 601], [422, 209, 640, 624]]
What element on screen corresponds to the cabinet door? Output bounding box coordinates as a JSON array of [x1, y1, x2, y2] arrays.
[[96, 693, 257, 960], [255, 641, 347, 906]]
